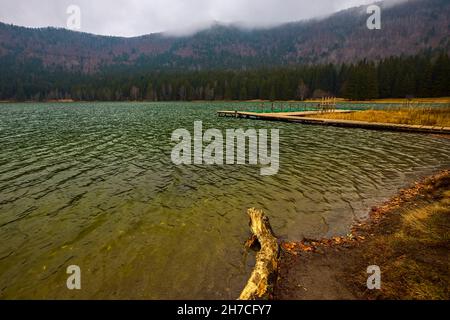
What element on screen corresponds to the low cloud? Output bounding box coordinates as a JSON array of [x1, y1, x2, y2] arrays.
[[0, 0, 410, 37]]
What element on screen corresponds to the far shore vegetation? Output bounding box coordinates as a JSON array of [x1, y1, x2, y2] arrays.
[[309, 107, 450, 127], [2, 53, 449, 102], [2, 97, 450, 105]]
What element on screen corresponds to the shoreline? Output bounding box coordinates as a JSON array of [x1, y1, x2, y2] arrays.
[[273, 169, 450, 300], [1, 97, 450, 104]]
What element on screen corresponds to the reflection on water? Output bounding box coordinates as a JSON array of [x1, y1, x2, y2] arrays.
[[0, 102, 449, 299]]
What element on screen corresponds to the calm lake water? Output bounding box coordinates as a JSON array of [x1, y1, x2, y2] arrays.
[[0, 102, 449, 299]]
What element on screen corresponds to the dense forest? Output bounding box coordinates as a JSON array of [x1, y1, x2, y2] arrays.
[[1, 52, 449, 101], [1, 0, 449, 102]]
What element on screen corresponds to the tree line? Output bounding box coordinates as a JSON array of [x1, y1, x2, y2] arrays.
[[1, 52, 449, 102]]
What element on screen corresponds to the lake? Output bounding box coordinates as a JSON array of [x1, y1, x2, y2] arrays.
[[0, 102, 449, 299]]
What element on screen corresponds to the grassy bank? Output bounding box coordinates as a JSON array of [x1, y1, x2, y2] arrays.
[[347, 170, 450, 299], [309, 107, 450, 127], [275, 170, 450, 300], [338, 97, 450, 104]]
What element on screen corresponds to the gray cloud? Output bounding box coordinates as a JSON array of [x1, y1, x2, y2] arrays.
[[0, 0, 405, 37]]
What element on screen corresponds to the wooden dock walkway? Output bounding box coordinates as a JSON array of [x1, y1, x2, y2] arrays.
[[217, 110, 450, 135]]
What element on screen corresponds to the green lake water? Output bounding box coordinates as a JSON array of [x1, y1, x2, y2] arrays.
[[0, 102, 449, 299]]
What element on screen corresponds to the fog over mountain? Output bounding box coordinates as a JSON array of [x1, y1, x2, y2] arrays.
[[0, 0, 449, 102], [1, 0, 408, 37], [0, 0, 447, 73]]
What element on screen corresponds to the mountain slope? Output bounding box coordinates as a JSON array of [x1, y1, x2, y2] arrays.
[[0, 0, 449, 73]]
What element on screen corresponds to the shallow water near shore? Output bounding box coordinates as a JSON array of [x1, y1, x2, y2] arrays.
[[0, 102, 449, 299]]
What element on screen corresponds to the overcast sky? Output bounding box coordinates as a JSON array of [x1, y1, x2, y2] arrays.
[[0, 0, 401, 37]]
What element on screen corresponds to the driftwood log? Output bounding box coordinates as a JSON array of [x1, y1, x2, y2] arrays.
[[239, 208, 279, 300]]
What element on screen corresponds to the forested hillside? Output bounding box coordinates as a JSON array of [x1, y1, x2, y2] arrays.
[[0, 0, 449, 101], [2, 53, 449, 101]]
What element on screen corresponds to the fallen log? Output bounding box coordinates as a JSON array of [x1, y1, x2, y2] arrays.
[[239, 208, 280, 300]]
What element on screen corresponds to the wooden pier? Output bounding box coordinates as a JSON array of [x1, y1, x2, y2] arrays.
[[217, 110, 450, 135]]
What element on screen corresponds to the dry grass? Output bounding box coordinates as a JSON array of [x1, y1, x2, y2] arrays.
[[302, 98, 450, 104], [382, 191, 450, 299], [349, 172, 450, 300], [347, 97, 450, 104], [311, 107, 450, 127], [275, 171, 450, 300]]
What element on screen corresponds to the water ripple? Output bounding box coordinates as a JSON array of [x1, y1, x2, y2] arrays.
[[0, 102, 449, 299]]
